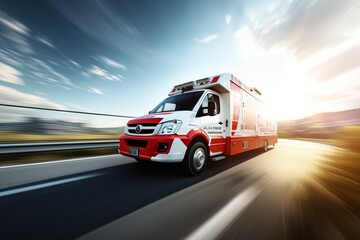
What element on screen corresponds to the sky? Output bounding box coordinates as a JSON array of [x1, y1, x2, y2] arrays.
[[0, 0, 359, 127]]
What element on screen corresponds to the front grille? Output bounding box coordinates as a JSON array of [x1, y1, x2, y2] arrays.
[[126, 140, 148, 148], [128, 129, 154, 134], [127, 123, 158, 135]]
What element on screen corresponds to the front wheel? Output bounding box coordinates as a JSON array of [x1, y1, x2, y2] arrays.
[[183, 142, 208, 176]]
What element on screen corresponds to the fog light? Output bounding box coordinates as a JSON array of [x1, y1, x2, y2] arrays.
[[158, 143, 168, 152]]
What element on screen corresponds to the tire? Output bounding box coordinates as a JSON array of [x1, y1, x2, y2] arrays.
[[264, 140, 268, 152], [183, 142, 208, 176]]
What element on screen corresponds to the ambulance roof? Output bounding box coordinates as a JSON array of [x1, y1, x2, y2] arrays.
[[168, 73, 261, 98]]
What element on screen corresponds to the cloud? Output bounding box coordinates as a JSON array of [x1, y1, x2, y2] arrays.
[[36, 36, 56, 49], [247, 0, 360, 59], [30, 58, 75, 88], [50, 69, 75, 87], [0, 11, 29, 35], [0, 85, 65, 109], [4, 32, 33, 54], [309, 44, 360, 82], [0, 63, 24, 85], [50, 0, 144, 57], [194, 34, 219, 44], [0, 48, 21, 67], [225, 15, 231, 24], [0, 11, 33, 54], [88, 87, 103, 95], [69, 59, 81, 68], [32, 58, 53, 71], [234, 27, 259, 56], [88, 65, 123, 81], [304, 69, 360, 114], [0, 12, 76, 90], [233, 0, 360, 87], [0, 12, 75, 90], [98, 56, 127, 71]]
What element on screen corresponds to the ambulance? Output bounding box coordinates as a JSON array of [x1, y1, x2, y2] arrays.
[[119, 73, 277, 175]]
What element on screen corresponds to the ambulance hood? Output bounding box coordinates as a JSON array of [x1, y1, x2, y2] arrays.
[[127, 111, 195, 125]]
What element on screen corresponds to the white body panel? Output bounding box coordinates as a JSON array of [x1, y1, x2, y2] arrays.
[[151, 138, 187, 162]]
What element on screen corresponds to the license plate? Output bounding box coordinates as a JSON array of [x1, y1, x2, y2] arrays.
[[129, 148, 139, 156]]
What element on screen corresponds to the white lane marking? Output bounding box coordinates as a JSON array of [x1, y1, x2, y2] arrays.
[[0, 154, 120, 169], [186, 185, 260, 240], [0, 172, 103, 197]]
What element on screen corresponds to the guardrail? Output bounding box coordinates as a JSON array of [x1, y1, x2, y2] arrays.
[[0, 140, 119, 154]]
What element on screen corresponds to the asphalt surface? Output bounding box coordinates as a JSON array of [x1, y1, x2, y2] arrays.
[[0, 139, 359, 240], [0, 154, 129, 189]]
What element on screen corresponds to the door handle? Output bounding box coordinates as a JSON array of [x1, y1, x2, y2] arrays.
[[218, 121, 223, 125]]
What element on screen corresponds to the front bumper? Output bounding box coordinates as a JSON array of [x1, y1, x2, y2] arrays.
[[119, 134, 189, 163]]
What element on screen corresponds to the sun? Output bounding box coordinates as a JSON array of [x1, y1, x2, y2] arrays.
[[262, 64, 313, 121]]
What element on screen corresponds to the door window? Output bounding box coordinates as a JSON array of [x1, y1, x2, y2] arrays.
[[197, 93, 220, 117]]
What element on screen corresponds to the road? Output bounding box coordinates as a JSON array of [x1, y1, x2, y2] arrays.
[[0, 139, 359, 240]]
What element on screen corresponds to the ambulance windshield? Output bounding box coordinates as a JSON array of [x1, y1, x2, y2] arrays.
[[150, 91, 204, 113]]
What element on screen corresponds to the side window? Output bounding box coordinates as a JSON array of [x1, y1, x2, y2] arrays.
[[209, 94, 220, 115], [197, 93, 220, 117]]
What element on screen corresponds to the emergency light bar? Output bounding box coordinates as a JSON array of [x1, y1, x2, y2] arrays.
[[169, 76, 220, 95], [195, 78, 211, 85]]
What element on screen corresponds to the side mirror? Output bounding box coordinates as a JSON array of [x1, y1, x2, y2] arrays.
[[208, 101, 216, 116]]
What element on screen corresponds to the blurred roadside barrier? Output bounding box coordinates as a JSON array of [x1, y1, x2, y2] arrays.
[[0, 140, 119, 154]]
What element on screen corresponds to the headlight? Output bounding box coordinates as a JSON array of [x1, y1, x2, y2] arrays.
[[158, 120, 182, 135]]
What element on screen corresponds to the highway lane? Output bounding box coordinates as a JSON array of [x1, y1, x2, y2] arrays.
[[0, 139, 359, 240], [0, 145, 259, 240], [81, 140, 360, 240], [0, 154, 131, 190]]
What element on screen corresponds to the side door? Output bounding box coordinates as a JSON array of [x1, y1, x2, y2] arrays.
[[197, 93, 225, 154]]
